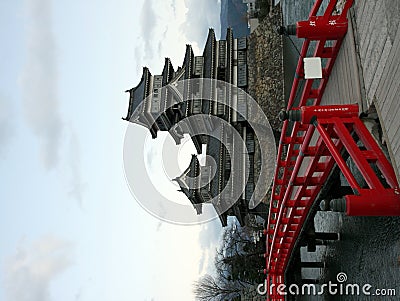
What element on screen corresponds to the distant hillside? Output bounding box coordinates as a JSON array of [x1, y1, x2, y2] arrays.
[[220, 0, 250, 38]]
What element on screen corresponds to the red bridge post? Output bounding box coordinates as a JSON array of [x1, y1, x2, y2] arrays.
[[296, 16, 349, 40]]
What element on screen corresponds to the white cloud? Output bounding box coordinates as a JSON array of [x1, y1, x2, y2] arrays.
[[197, 221, 222, 275], [133, 42, 144, 79], [139, 0, 157, 60], [198, 221, 222, 249], [181, 0, 221, 43], [66, 130, 86, 207], [0, 94, 15, 156], [20, 0, 85, 206], [21, 0, 63, 170], [134, 0, 220, 74], [3, 236, 73, 301], [149, 224, 211, 300]]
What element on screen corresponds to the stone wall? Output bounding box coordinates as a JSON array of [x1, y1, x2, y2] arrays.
[[247, 5, 284, 133], [247, 5, 284, 206]]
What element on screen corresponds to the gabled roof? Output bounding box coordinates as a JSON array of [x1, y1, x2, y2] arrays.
[[162, 58, 174, 86], [203, 28, 216, 79], [225, 27, 233, 42], [174, 155, 204, 214], [174, 154, 199, 197], [124, 67, 151, 120], [218, 212, 228, 227], [183, 44, 194, 80], [203, 28, 216, 57]]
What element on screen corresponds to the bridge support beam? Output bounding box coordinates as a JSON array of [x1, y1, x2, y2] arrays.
[[282, 104, 400, 217], [300, 261, 325, 268], [315, 232, 339, 241], [300, 239, 329, 252], [301, 278, 320, 285]]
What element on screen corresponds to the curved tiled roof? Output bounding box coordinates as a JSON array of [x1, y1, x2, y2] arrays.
[[124, 67, 151, 120]]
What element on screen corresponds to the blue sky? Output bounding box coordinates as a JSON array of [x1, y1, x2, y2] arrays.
[[0, 0, 223, 300]]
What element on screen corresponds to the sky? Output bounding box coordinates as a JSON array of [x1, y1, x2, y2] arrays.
[[0, 0, 224, 300]]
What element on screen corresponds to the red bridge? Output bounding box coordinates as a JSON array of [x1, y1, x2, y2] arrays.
[[263, 0, 400, 299]]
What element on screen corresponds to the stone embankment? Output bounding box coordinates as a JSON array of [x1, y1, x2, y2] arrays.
[[247, 5, 284, 205], [247, 5, 284, 133]]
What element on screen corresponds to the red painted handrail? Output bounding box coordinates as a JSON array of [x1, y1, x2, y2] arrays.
[[265, 1, 355, 299]]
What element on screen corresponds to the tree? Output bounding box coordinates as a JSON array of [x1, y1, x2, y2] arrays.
[[193, 274, 244, 301], [214, 223, 265, 284], [194, 221, 267, 300], [255, 0, 270, 21]]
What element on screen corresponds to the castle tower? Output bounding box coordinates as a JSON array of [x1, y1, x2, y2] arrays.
[[125, 28, 260, 226]]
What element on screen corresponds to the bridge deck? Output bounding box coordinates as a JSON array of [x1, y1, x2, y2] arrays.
[[321, 0, 400, 182], [321, 11, 362, 107]]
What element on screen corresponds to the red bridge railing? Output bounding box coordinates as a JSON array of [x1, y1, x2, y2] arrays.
[[262, 0, 386, 299]]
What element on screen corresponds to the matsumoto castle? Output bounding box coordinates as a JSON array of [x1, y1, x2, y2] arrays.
[[124, 28, 267, 227]]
